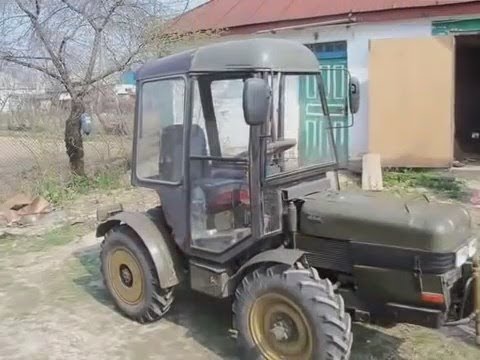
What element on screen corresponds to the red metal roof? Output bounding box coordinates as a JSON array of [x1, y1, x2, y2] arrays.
[[174, 0, 480, 32]]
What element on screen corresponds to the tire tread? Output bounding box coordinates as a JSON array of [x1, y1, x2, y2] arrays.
[[100, 225, 174, 323], [233, 263, 353, 360]]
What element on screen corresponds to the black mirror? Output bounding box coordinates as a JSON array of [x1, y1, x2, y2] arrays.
[[349, 76, 360, 114], [243, 78, 271, 126]]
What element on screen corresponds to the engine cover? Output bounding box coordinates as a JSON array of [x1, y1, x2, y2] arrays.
[[299, 191, 472, 253]]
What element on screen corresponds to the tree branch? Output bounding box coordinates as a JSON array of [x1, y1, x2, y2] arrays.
[[14, 0, 73, 93], [58, 36, 68, 66], [59, 0, 97, 30], [83, 0, 126, 87], [99, 0, 125, 31], [35, 0, 41, 16], [79, 43, 143, 92], [39, 5, 69, 26], [57, 23, 84, 71], [0, 55, 62, 82], [60, 0, 125, 33], [14, 0, 36, 19], [83, 31, 102, 85], [7, 0, 152, 98], [5, 55, 51, 60]]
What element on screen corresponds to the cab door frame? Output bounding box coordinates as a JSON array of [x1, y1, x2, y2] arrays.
[[186, 73, 261, 256]]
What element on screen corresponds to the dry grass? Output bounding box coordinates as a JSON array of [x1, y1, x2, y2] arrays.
[[0, 106, 132, 202]]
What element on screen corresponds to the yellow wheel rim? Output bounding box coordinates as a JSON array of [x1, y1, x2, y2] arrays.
[[249, 293, 313, 360], [107, 248, 144, 305]]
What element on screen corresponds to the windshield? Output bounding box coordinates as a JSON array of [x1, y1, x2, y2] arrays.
[[192, 77, 250, 158], [267, 73, 337, 176]]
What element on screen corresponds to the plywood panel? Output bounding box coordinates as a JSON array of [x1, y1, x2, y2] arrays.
[[368, 36, 455, 167]]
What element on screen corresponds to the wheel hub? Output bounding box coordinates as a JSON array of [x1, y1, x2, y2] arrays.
[[249, 293, 313, 360], [107, 248, 144, 305], [119, 264, 133, 287], [270, 316, 296, 342]]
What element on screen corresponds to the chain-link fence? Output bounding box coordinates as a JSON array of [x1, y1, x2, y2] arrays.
[[0, 91, 134, 200]]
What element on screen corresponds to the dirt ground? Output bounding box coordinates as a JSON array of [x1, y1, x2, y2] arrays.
[[0, 187, 480, 360]]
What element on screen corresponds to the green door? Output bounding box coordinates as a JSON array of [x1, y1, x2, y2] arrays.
[[299, 42, 349, 165]]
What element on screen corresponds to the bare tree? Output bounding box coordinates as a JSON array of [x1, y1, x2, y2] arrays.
[[0, 0, 193, 176], [0, 76, 14, 113]]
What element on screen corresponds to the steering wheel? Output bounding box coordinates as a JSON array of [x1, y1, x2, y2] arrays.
[[235, 139, 297, 158]]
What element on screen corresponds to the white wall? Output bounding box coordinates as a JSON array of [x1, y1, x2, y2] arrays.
[[205, 14, 480, 159], [242, 19, 434, 158]]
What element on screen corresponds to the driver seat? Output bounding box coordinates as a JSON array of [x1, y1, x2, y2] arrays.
[[159, 124, 248, 214]]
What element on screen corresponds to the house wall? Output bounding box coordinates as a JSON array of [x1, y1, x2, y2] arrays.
[[275, 20, 434, 159], [220, 15, 480, 160], [222, 19, 433, 159]]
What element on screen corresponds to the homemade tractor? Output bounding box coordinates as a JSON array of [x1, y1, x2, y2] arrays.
[[97, 38, 480, 359]]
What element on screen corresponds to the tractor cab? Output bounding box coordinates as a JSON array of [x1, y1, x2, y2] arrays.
[[133, 38, 359, 259]]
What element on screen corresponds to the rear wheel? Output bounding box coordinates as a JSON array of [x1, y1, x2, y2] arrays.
[[233, 264, 352, 360], [100, 225, 174, 323]]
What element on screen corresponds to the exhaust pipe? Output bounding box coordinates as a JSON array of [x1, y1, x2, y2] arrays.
[[444, 312, 475, 327], [473, 254, 480, 346], [445, 255, 480, 345]]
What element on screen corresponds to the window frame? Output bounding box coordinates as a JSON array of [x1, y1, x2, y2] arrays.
[[133, 74, 188, 186], [190, 74, 252, 162], [264, 72, 338, 186]]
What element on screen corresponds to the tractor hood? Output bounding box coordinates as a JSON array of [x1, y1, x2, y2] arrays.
[[299, 191, 473, 253]]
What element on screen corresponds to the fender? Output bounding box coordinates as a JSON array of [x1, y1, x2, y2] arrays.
[[96, 211, 182, 288], [230, 248, 305, 290]]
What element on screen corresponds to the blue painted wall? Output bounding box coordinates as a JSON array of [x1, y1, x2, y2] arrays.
[[121, 70, 136, 85]]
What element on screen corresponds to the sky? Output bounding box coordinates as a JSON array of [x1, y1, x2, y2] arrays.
[[188, 0, 208, 10]]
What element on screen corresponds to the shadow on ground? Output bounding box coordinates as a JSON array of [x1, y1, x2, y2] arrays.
[[352, 324, 406, 360], [72, 244, 112, 307], [166, 287, 237, 358], [72, 245, 406, 360], [72, 244, 237, 358]]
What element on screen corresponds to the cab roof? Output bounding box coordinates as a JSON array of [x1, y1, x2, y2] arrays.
[[136, 38, 320, 80]]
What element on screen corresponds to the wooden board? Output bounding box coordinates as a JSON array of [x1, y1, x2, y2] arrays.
[[368, 36, 455, 167], [362, 153, 383, 191]]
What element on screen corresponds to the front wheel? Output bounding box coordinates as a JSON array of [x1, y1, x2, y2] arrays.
[[233, 264, 353, 360], [100, 225, 174, 323]]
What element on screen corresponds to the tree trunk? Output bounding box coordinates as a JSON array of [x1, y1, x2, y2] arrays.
[[65, 98, 86, 176]]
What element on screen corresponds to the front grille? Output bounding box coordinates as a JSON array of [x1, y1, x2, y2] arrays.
[[297, 235, 456, 275], [296, 235, 352, 273]]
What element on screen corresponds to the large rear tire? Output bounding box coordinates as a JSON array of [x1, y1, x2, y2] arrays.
[[100, 225, 174, 323], [233, 264, 353, 360]]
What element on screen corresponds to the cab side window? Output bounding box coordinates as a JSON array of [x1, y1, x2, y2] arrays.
[[136, 78, 185, 182]]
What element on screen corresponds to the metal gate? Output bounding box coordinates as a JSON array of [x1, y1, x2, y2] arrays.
[[299, 41, 349, 165]]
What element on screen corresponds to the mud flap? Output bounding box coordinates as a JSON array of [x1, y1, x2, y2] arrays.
[[97, 211, 182, 289], [228, 248, 305, 295]]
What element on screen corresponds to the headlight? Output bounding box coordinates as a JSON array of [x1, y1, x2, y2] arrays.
[[455, 245, 469, 267], [468, 238, 477, 258]]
